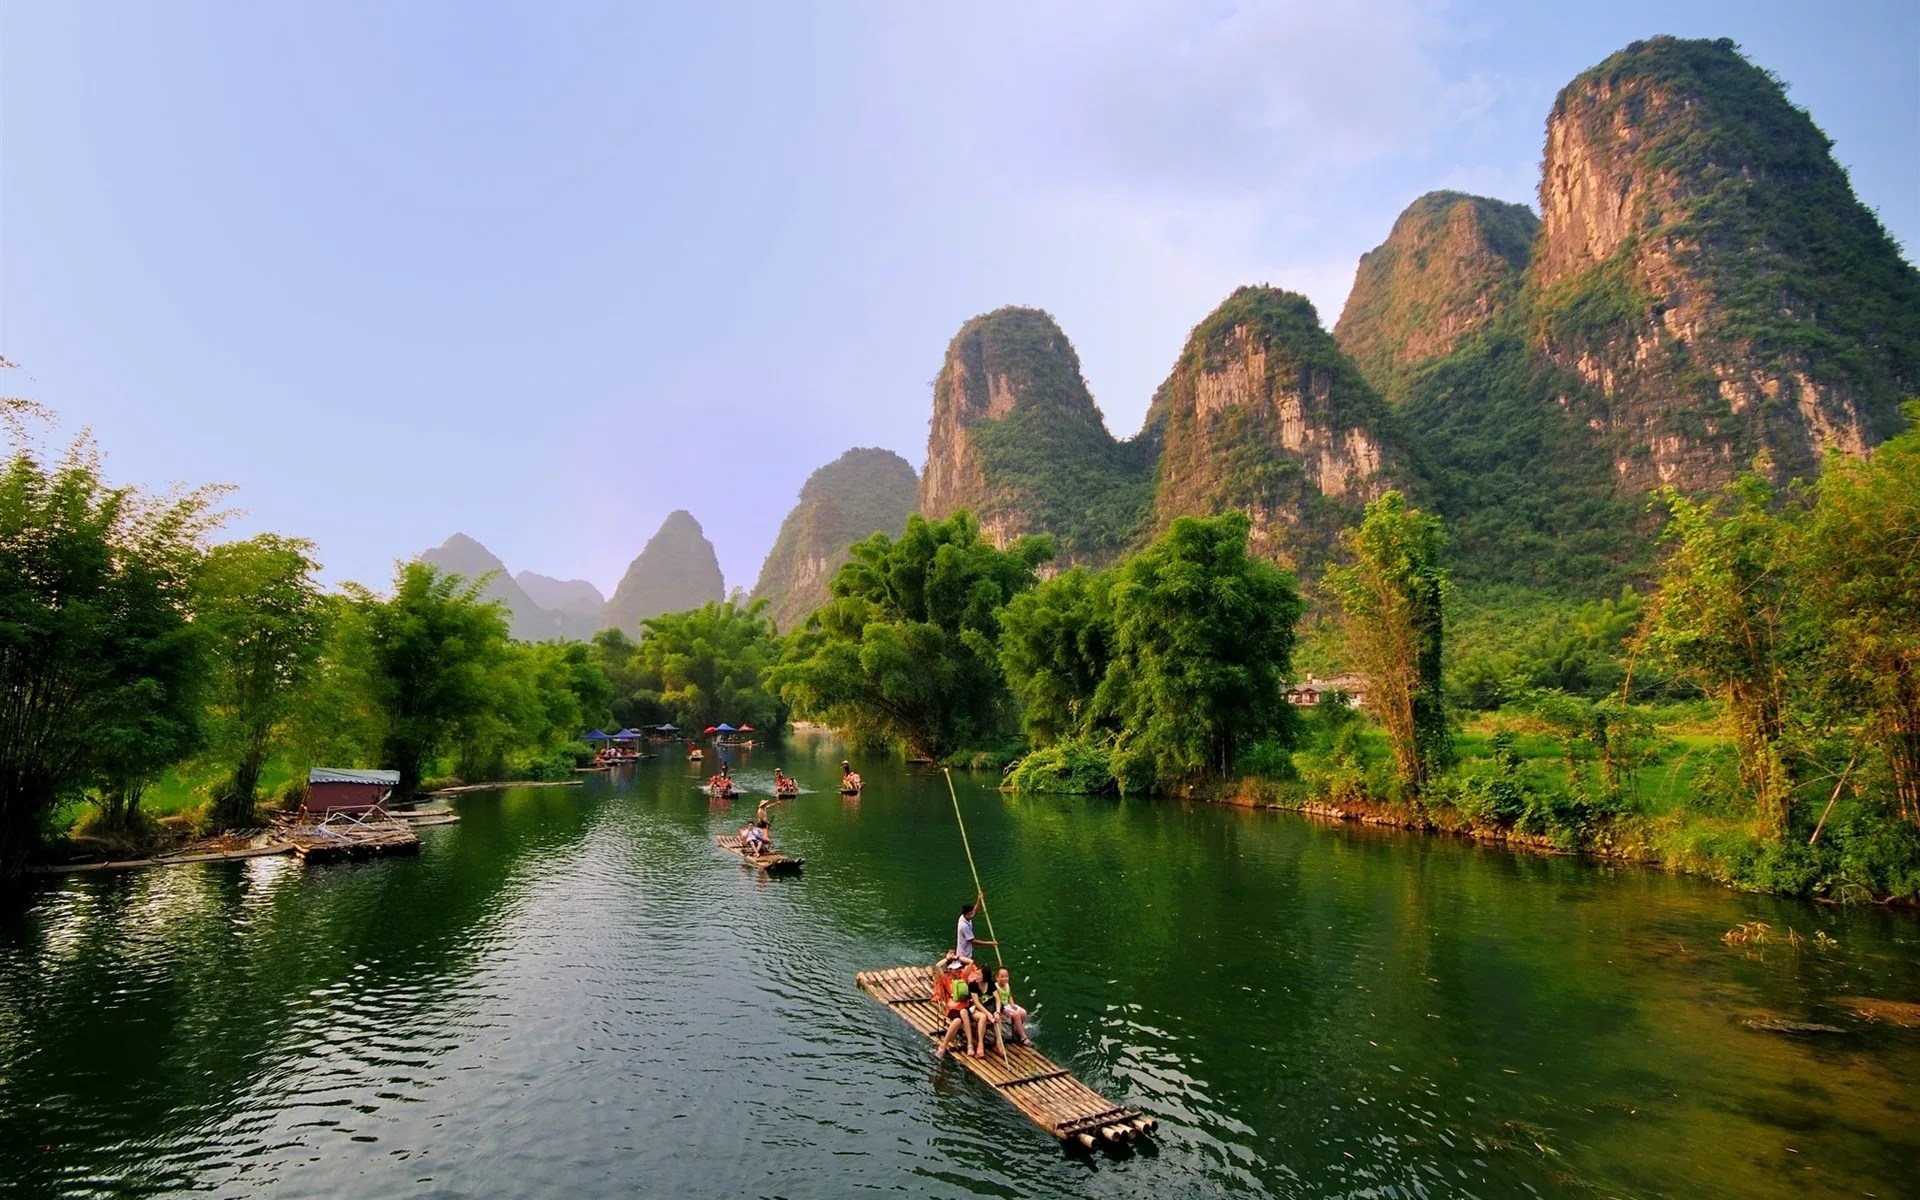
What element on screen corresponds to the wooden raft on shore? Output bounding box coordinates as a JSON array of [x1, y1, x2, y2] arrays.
[[280, 810, 420, 863], [715, 833, 803, 873], [855, 966, 1156, 1150]]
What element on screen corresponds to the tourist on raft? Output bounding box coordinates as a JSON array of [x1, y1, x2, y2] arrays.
[[773, 768, 795, 792], [975, 966, 1031, 1049], [931, 953, 984, 1059], [840, 761, 862, 791], [739, 819, 772, 855]]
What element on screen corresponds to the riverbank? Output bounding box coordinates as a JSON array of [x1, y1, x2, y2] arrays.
[[1199, 770, 1920, 905], [996, 711, 1920, 904]]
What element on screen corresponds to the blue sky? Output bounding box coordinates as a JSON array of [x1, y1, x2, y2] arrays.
[[3, 1, 1915, 596]]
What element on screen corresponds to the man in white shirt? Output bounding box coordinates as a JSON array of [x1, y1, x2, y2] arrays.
[[956, 899, 994, 961]]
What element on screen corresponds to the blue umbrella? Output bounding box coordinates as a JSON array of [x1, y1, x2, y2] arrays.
[[654, 723, 679, 733], [711, 723, 737, 733], [581, 728, 612, 742]]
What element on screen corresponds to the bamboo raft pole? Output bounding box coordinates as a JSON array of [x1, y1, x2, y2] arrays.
[[715, 834, 803, 874], [855, 965, 1156, 1150]]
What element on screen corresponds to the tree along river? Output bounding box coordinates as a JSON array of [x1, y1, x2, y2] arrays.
[[1, 734, 1915, 1199]]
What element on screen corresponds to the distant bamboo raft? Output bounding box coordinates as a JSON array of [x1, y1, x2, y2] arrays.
[[855, 966, 1157, 1150], [715, 833, 803, 873]]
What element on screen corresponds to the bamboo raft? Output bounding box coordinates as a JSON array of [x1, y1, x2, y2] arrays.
[[715, 834, 803, 873], [855, 966, 1157, 1150], [281, 810, 421, 863]]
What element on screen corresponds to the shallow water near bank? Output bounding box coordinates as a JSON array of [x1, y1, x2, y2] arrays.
[[2, 733, 1916, 1198]]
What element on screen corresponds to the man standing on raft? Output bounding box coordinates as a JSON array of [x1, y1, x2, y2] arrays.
[[956, 899, 994, 962]]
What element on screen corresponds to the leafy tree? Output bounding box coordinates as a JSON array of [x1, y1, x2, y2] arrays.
[[1801, 423, 1920, 826], [195, 535, 327, 825], [1324, 491, 1453, 796], [450, 640, 613, 780], [347, 562, 511, 799], [1636, 478, 1799, 836], [0, 437, 220, 870], [998, 567, 1117, 746], [630, 600, 786, 732], [771, 511, 1051, 759], [1098, 511, 1303, 786]]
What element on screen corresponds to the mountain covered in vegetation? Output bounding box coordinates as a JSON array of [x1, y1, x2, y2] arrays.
[[918, 307, 1153, 562], [1344, 36, 1920, 588], [603, 510, 725, 634], [1525, 36, 1917, 491], [749, 447, 919, 630], [1145, 287, 1418, 571], [910, 37, 1912, 591], [1333, 192, 1538, 405]]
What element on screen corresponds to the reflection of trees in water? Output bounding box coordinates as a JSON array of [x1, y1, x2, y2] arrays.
[[0, 790, 603, 1194]]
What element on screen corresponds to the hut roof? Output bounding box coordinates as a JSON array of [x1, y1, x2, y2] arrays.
[[308, 767, 402, 786]]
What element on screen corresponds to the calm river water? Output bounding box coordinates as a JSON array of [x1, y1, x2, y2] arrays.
[[2, 734, 1916, 1198]]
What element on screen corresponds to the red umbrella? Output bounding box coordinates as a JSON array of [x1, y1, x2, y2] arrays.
[[704, 725, 719, 734], [738, 723, 755, 732]]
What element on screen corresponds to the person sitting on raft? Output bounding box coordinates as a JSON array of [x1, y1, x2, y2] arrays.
[[974, 966, 1031, 1049], [737, 819, 771, 855], [840, 761, 862, 791], [773, 768, 796, 794], [931, 953, 984, 1059]]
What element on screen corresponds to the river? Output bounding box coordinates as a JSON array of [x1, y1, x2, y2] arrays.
[[2, 733, 1915, 1198]]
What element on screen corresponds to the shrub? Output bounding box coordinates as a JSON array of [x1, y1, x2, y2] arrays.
[[1005, 737, 1117, 794]]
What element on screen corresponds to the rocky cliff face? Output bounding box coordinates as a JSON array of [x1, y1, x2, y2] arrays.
[[749, 447, 919, 630], [1334, 191, 1538, 403], [516, 571, 606, 641], [419, 534, 566, 642], [1528, 36, 1918, 494], [919, 307, 1151, 562], [603, 510, 725, 634], [1148, 287, 1416, 569]]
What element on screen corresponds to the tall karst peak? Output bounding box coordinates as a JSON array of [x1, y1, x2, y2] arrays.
[[1529, 35, 1918, 491], [603, 510, 725, 634], [919, 306, 1151, 562], [1334, 191, 1539, 403], [1148, 286, 1415, 570], [750, 447, 919, 631]]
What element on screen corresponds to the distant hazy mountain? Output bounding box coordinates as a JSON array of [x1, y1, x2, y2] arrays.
[[516, 571, 607, 640], [602, 510, 725, 634], [750, 447, 919, 630], [418, 534, 566, 641]]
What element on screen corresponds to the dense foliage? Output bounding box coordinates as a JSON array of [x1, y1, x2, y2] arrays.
[[1323, 492, 1452, 796], [0, 437, 220, 869], [996, 568, 1117, 747], [995, 513, 1303, 792], [771, 512, 1052, 759], [195, 535, 328, 824], [1399, 333, 1640, 590], [345, 563, 514, 799], [611, 599, 787, 732], [1101, 512, 1303, 787]]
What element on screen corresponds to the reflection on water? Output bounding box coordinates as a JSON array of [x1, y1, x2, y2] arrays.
[[1, 732, 1916, 1198]]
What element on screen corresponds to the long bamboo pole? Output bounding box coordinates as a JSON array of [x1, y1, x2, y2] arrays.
[[945, 767, 1011, 1068]]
